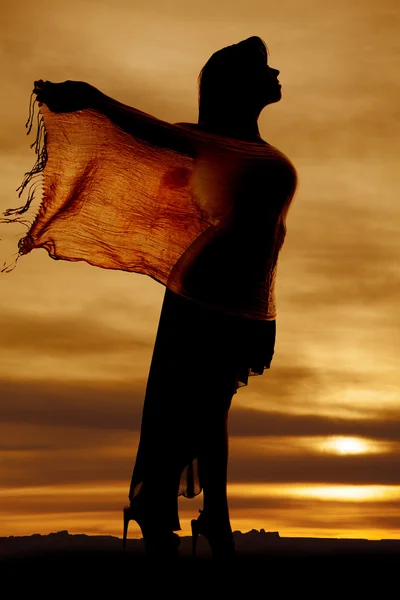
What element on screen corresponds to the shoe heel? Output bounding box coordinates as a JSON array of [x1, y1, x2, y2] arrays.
[[123, 506, 130, 549], [191, 519, 199, 557]]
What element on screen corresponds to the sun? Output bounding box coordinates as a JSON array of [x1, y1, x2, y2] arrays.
[[321, 436, 370, 455]]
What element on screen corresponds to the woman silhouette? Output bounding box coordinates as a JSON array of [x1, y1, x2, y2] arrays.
[[123, 36, 296, 558], [33, 36, 297, 558]]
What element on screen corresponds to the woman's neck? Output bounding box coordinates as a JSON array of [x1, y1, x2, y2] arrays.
[[197, 115, 262, 143]]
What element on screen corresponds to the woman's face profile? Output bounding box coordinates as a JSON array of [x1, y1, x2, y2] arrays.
[[252, 50, 281, 106], [232, 40, 281, 110]]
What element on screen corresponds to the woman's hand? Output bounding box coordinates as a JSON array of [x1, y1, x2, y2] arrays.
[[33, 80, 100, 113]]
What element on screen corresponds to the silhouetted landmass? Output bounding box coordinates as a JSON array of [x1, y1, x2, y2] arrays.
[[1, 528, 400, 560], [1, 529, 399, 591]]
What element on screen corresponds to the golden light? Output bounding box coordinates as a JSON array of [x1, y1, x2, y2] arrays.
[[228, 483, 400, 503], [289, 485, 396, 502], [231, 435, 391, 457], [3, 482, 400, 539], [320, 436, 371, 455]]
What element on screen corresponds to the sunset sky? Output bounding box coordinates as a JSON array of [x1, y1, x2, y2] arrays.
[[1, 0, 400, 541]]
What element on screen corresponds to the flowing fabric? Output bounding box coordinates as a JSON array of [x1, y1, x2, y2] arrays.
[[1, 86, 297, 321]]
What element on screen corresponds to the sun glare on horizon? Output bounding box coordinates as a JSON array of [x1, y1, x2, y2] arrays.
[[320, 436, 375, 455]]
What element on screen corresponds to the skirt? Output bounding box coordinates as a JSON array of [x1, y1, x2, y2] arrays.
[[129, 288, 276, 530]]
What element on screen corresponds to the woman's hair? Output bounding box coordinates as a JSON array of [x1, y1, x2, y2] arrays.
[[198, 36, 269, 123]]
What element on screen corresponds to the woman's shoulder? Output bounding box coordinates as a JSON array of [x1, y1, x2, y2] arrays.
[[174, 122, 199, 131], [173, 123, 295, 173]]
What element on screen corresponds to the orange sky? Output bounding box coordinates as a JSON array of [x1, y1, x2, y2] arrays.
[[1, 0, 400, 540]]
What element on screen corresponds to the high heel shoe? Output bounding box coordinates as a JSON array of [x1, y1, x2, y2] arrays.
[[191, 509, 236, 558], [123, 499, 180, 557]]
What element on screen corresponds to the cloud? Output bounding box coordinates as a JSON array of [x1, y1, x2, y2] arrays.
[[2, 442, 400, 489], [1, 378, 400, 492], [0, 309, 151, 356], [0, 379, 146, 431], [229, 407, 400, 441], [228, 451, 400, 485], [2, 377, 400, 439]]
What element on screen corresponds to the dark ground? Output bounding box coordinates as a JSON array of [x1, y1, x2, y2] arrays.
[[1, 539, 399, 593]]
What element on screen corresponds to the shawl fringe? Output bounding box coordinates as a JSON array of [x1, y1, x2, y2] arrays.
[[1, 93, 47, 272]]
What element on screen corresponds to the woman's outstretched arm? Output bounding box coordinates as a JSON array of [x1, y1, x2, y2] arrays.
[[93, 88, 197, 156], [33, 79, 197, 157]]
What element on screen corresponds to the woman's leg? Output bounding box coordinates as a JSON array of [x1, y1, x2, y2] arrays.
[[129, 413, 182, 532], [193, 391, 237, 558], [197, 392, 234, 529]]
